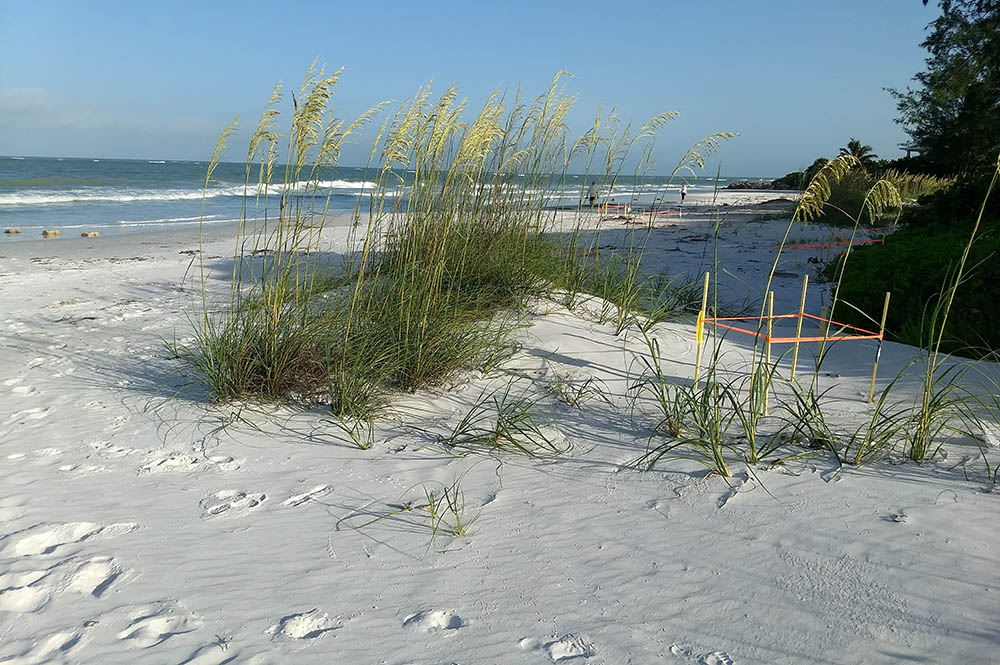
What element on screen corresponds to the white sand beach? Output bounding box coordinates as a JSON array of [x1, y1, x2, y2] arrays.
[[2, 194, 998, 665]]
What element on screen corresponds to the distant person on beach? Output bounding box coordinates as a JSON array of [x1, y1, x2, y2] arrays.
[[680, 183, 688, 204], [587, 181, 598, 208]]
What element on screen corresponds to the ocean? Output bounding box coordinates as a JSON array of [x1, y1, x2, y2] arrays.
[[0, 156, 773, 241]]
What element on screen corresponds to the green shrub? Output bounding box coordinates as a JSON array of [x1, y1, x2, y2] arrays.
[[817, 169, 952, 227], [822, 225, 1000, 355], [900, 172, 1000, 229]]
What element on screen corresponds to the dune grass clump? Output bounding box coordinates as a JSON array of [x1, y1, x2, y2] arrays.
[[351, 477, 473, 546], [630, 333, 736, 477], [175, 67, 708, 420], [901, 156, 1000, 462], [778, 153, 999, 469], [442, 381, 565, 457], [628, 152, 990, 477], [633, 374, 736, 478], [547, 374, 609, 410]]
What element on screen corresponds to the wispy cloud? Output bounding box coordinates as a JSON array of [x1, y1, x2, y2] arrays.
[[4, 88, 212, 131], [0, 88, 224, 157]]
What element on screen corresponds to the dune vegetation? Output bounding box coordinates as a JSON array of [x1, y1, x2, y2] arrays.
[[175, 66, 1000, 491]]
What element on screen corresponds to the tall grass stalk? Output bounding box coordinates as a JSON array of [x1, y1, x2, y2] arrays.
[[631, 332, 734, 477], [906, 156, 999, 461], [177, 69, 695, 417]]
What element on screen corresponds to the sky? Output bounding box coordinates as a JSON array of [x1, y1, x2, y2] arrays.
[[0, 1, 939, 177]]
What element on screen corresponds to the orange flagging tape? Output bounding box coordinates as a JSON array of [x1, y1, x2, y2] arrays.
[[702, 311, 882, 344]]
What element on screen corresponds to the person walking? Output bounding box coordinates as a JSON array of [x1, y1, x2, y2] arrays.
[[680, 183, 688, 204], [587, 181, 598, 208]]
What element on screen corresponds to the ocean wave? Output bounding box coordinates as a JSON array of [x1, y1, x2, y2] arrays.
[[4, 215, 236, 231], [118, 216, 239, 227], [0, 179, 380, 206]]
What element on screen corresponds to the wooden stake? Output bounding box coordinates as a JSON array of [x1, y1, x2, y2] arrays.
[[693, 271, 710, 388], [790, 274, 809, 381], [868, 291, 891, 403], [764, 290, 774, 416]]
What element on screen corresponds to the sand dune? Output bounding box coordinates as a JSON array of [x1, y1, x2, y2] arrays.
[[1, 198, 997, 664]]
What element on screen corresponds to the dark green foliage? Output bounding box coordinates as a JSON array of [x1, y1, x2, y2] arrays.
[[890, 0, 1000, 174], [815, 170, 890, 227], [822, 225, 1000, 355], [810, 169, 951, 227], [772, 171, 807, 190], [881, 154, 947, 177], [771, 158, 830, 190], [900, 171, 1000, 229], [839, 138, 879, 166]]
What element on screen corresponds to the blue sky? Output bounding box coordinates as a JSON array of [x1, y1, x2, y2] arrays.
[[0, 1, 937, 176]]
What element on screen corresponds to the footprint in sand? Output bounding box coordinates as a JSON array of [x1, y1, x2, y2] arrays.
[[0, 569, 50, 589], [3, 522, 104, 557], [59, 463, 109, 476], [402, 609, 465, 633], [669, 643, 694, 658], [699, 652, 734, 665], [3, 407, 50, 425], [89, 440, 140, 458], [68, 556, 122, 597], [10, 385, 39, 397], [544, 635, 596, 662], [0, 495, 28, 523], [268, 609, 340, 640], [137, 454, 198, 475], [0, 584, 51, 613], [0, 629, 82, 665], [283, 484, 332, 507], [117, 603, 198, 648], [177, 642, 239, 665], [200, 490, 267, 519], [5, 448, 62, 466], [2, 521, 138, 557], [207, 455, 241, 472], [520, 634, 596, 661]]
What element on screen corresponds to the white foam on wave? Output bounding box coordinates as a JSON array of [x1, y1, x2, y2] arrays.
[[118, 216, 239, 227], [1, 216, 237, 233], [0, 179, 379, 206], [76, 215, 226, 229]]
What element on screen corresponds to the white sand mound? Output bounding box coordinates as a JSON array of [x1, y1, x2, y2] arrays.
[[1, 205, 997, 664]]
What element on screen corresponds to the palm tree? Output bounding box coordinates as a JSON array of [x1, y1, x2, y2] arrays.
[[839, 138, 878, 166]]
